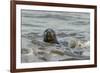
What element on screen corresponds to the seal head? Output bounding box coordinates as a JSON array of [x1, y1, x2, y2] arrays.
[[43, 28, 59, 44]]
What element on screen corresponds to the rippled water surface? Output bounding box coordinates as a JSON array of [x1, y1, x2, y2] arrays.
[[21, 10, 90, 63]]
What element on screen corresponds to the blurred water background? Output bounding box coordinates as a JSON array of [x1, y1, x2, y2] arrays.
[[21, 10, 90, 63]]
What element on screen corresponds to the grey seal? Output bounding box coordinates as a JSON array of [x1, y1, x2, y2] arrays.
[[43, 28, 59, 44]]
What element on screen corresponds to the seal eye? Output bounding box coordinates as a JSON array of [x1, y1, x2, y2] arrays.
[[43, 28, 58, 44]]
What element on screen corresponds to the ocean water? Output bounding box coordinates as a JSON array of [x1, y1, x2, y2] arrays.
[[21, 10, 90, 63]]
